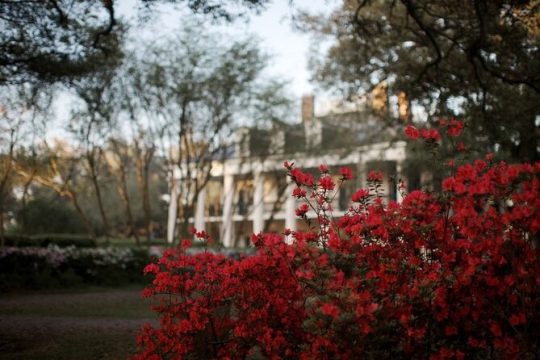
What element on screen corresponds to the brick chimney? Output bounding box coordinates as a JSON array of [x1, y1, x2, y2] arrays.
[[301, 95, 321, 149], [301, 95, 315, 122], [397, 90, 411, 122], [371, 81, 388, 117]]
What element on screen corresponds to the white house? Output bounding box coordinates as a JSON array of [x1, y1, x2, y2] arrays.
[[167, 95, 408, 247]]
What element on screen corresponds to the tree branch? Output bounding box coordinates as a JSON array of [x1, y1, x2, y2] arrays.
[[93, 0, 116, 48], [399, 0, 442, 83]]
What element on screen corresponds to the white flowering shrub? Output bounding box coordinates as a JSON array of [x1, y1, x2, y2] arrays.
[[0, 245, 150, 290]]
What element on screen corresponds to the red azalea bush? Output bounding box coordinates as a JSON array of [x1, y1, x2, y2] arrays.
[[134, 126, 540, 359]]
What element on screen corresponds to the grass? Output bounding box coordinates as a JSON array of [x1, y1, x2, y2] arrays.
[[0, 285, 157, 360]]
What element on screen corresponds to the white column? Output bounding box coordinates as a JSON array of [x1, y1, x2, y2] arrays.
[[356, 161, 365, 189], [166, 180, 178, 244], [194, 187, 206, 232], [285, 175, 297, 233], [253, 172, 264, 234], [396, 161, 406, 203], [222, 174, 234, 248]]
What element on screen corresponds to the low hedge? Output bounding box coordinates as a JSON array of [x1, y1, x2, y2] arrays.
[[0, 246, 151, 291], [3, 234, 96, 248]]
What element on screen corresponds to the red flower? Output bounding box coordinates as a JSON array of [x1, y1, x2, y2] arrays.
[[180, 239, 192, 249], [143, 263, 160, 275], [442, 177, 455, 191], [290, 168, 314, 186], [295, 203, 309, 217], [351, 188, 370, 202], [319, 164, 329, 173], [292, 187, 307, 198], [367, 170, 383, 182], [319, 176, 335, 190], [340, 167, 353, 180], [490, 322, 502, 337], [420, 128, 441, 142], [404, 125, 420, 140], [509, 313, 526, 326], [438, 118, 448, 127], [447, 118, 463, 137], [444, 325, 458, 336], [283, 160, 294, 170], [320, 303, 340, 318]]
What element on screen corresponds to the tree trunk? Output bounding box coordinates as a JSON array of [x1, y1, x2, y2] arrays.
[[134, 149, 154, 245], [0, 172, 12, 248], [0, 203, 4, 248], [87, 152, 111, 238], [517, 116, 539, 162], [18, 170, 35, 238], [0, 139, 15, 247], [141, 165, 152, 244], [68, 191, 97, 245], [177, 202, 192, 243], [115, 166, 140, 246]]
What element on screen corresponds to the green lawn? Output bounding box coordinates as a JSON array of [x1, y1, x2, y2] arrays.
[[0, 285, 157, 360]]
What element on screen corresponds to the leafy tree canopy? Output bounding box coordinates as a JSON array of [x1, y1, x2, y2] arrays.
[[301, 0, 540, 161], [0, 0, 268, 85]]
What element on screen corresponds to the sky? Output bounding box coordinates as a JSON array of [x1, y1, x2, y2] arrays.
[[51, 1, 334, 141], [227, 0, 329, 97], [118, 0, 332, 98]]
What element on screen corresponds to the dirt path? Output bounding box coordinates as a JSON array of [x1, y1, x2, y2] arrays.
[[0, 287, 158, 360]]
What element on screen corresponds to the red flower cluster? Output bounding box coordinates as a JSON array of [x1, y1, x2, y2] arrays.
[[351, 188, 369, 202], [134, 160, 540, 359], [367, 170, 383, 182], [290, 168, 314, 186], [405, 118, 465, 144], [420, 128, 442, 141], [446, 118, 464, 137], [319, 164, 329, 173], [405, 124, 450, 143], [340, 167, 353, 180], [292, 186, 306, 198], [404, 125, 420, 140], [295, 203, 309, 217], [319, 175, 335, 190]]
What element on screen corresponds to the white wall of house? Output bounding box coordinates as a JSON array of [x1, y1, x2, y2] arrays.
[[167, 141, 407, 247]]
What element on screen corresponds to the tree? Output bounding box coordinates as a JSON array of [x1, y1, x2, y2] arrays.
[[68, 68, 119, 239], [106, 137, 141, 245], [13, 147, 43, 237], [0, 0, 268, 85], [15, 141, 98, 242], [16, 189, 86, 235], [128, 24, 291, 243], [0, 1, 124, 85], [114, 59, 159, 244], [301, 0, 540, 162], [0, 85, 49, 245]]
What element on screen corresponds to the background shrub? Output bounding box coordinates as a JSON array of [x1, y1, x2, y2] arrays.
[[3, 234, 96, 248], [0, 246, 151, 291]]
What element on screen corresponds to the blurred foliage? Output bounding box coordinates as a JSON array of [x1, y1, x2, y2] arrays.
[[0, 246, 151, 291], [15, 191, 87, 235], [301, 0, 539, 162], [0, 0, 269, 85]]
